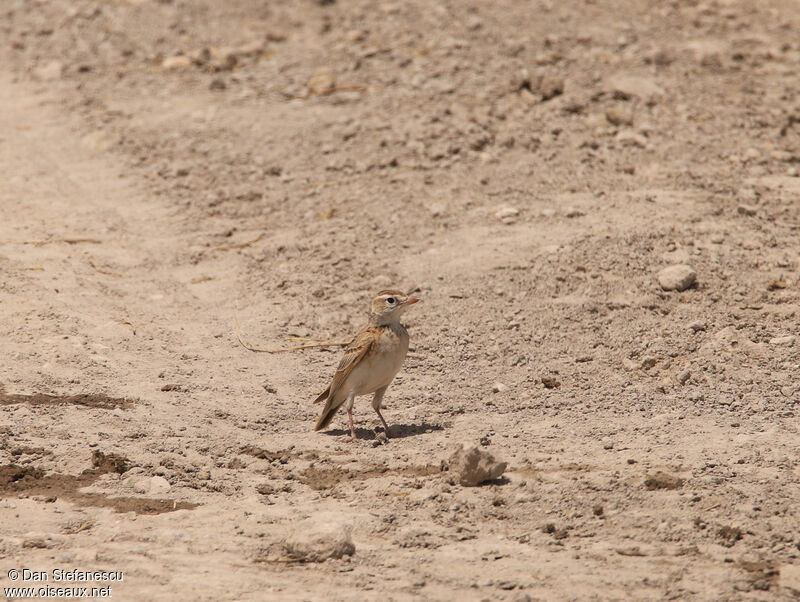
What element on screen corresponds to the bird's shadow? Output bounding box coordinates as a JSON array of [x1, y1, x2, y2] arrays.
[[323, 422, 444, 440]]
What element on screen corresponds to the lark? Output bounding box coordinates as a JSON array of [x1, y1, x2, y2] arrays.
[[313, 289, 420, 441]]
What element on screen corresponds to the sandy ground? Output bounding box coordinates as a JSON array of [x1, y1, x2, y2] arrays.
[[1, 0, 800, 599]]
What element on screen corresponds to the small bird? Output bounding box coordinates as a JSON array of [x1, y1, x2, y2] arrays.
[[313, 289, 420, 441]]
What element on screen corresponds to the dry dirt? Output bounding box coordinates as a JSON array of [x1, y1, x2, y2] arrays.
[[1, 0, 800, 600]]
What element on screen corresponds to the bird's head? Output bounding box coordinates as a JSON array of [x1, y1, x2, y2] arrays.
[[370, 289, 420, 323]]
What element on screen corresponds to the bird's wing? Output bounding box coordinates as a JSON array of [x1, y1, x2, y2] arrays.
[[312, 386, 330, 405], [313, 327, 375, 404]]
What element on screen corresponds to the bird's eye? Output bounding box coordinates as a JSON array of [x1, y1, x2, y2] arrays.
[[386, 297, 396, 305]]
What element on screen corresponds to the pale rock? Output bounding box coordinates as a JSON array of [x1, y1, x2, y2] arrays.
[[743, 147, 761, 161], [307, 70, 336, 95], [769, 335, 795, 347], [148, 476, 171, 494], [622, 358, 639, 371], [22, 533, 61, 549], [688, 320, 707, 332], [228, 41, 264, 57], [605, 74, 665, 103], [495, 206, 519, 223], [127, 475, 171, 495], [280, 515, 355, 562], [605, 105, 633, 126], [657, 265, 696, 291], [371, 432, 389, 447], [448, 444, 507, 486], [616, 129, 647, 148], [162, 55, 192, 70]]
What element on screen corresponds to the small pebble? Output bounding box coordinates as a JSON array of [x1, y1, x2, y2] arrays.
[[744, 147, 760, 161], [495, 206, 519, 224], [162, 55, 192, 70], [616, 130, 647, 148], [688, 320, 707, 332], [640, 356, 657, 370], [769, 335, 795, 347], [657, 264, 696, 292]]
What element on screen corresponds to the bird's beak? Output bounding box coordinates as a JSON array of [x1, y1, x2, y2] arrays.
[[404, 295, 420, 306]]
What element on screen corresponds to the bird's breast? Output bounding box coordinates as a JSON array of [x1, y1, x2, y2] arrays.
[[350, 325, 409, 395]]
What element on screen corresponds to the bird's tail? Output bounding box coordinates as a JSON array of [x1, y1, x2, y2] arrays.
[[314, 397, 343, 431]]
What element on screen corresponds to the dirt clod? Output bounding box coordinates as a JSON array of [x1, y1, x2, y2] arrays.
[[448, 445, 507, 487], [718, 525, 743, 546], [275, 513, 355, 563], [644, 472, 684, 490]]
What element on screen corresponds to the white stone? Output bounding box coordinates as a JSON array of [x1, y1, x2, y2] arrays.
[[281, 515, 355, 562], [494, 206, 519, 221], [657, 265, 696, 291], [162, 55, 192, 70]]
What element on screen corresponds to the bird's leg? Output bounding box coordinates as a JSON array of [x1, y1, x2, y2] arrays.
[[371, 386, 392, 438], [345, 393, 357, 442], [375, 408, 391, 438], [346, 408, 357, 442]]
